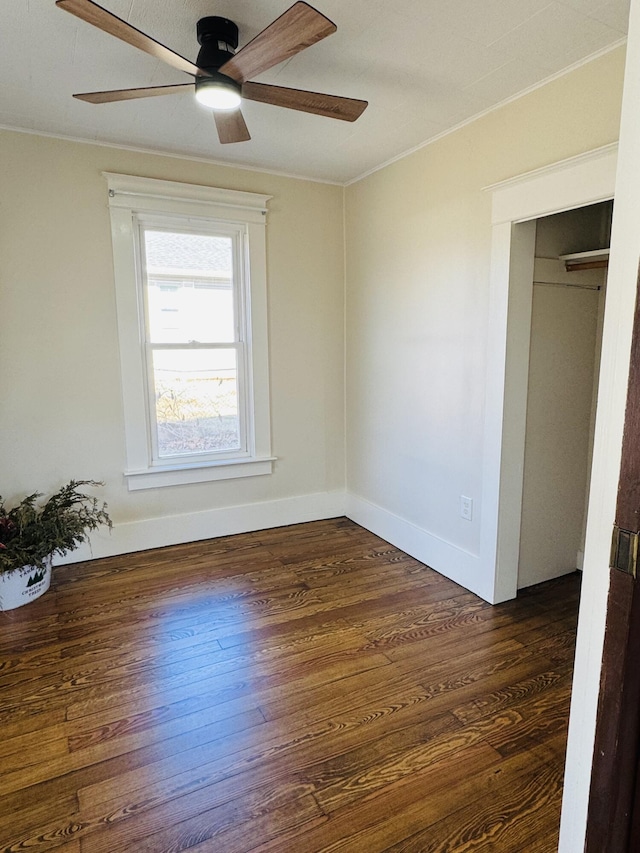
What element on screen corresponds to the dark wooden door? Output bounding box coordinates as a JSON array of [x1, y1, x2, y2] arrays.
[[585, 268, 640, 852], [630, 750, 640, 850]]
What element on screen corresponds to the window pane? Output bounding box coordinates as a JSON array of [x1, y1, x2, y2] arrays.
[[147, 280, 234, 344], [151, 349, 241, 457], [143, 230, 235, 344]]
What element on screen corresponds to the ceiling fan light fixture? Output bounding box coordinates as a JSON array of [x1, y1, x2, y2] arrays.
[[195, 73, 242, 110]]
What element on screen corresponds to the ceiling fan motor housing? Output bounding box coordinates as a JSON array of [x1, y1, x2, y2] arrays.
[[196, 17, 239, 71]]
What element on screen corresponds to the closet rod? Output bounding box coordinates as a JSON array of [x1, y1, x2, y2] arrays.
[[533, 280, 602, 291]]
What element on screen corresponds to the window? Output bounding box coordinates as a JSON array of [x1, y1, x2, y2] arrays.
[[142, 225, 244, 460], [105, 173, 274, 490]]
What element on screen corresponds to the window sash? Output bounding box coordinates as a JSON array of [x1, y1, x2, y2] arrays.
[[136, 218, 253, 466], [144, 342, 249, 465]]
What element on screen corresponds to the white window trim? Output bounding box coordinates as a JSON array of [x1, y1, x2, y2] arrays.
[[105, 173, 275, 490]]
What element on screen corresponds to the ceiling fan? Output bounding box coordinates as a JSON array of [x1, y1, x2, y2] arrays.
[[55, 0, 368, 144]]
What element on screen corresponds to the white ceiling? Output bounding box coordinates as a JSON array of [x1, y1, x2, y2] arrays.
[[1, 0, 629, 184]]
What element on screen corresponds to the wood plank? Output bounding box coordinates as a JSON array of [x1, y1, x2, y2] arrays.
[[259, 636, 528, 723], [452, 668, 571, 724], [48, 843, 81, 853], [85, 781, 321, 853], [381, 761, 564, 853], [260, 747, 548, 853], [0, 793, 78, 848], [0, 707, 264, 802], [248, 742, 502, 853], [486, 681, 574, 758], [311, 710, 521, 814], [62, 647, 391, 723], [73, 650, 556, 826], [77, 695, 457, 812], [0, 518, 580, 853]]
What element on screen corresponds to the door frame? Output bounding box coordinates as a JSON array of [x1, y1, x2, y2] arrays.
[[482, 143, 618, 604]]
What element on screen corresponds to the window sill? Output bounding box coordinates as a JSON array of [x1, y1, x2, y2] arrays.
[[124, 456, 276, 491]]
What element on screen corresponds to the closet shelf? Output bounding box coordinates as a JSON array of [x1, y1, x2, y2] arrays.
[[559, 248, 610, 271]]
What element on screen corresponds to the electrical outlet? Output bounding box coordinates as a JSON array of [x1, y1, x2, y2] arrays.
[[460, 495, 473, 521]]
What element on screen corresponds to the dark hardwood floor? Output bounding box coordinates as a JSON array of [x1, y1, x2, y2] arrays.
[[0, 517, 580, 853]]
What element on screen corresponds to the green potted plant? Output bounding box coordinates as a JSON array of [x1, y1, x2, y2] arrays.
[[0, 480, 111, 611]]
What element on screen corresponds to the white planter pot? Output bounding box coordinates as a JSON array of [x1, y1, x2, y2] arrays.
[[0, 558, 52, 611]]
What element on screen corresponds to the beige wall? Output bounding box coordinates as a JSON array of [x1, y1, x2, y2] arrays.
[[0, 131, 345, 538], [518, 278, 602, 588], [345, 46, 625, 595]]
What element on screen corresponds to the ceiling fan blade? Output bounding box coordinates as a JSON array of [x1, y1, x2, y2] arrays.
[[74, 83, 191, 104], [214, 110, 251, 144], [219, 2, 336, 84], [56, 0, 204, 77], [242, 81, 367, 122]]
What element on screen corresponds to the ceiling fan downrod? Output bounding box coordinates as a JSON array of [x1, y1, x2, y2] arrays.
[[196, 17, 238, 71]]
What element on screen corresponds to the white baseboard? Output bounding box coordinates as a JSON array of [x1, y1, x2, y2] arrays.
[[56, 490, 346, 566], [57, 489, 493, 604], [345, 493, 490, 602]]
